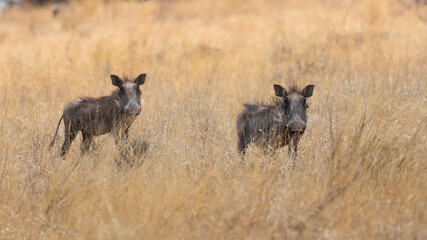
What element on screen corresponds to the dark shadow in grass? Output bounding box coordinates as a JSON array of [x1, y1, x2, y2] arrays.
[[117, 138, 150, 168]]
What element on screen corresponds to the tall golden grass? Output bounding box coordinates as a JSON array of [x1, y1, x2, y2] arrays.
[[0, 0, 426, 239]]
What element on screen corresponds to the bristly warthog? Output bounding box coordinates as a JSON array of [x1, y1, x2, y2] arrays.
[[236, 84, 314, 157], [49, 74, 147, 156]]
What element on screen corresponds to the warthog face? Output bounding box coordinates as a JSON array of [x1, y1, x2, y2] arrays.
[[111, 74, 146, 116], [274, 84, 314, 133]]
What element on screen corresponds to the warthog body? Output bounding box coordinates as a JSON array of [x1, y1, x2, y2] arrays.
[[50, 74, 146, 156], [237, 84, 314, 156]]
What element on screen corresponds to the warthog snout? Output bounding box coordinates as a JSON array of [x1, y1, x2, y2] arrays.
[[124, 102, 141, 115], [287, 120, 306, 132]]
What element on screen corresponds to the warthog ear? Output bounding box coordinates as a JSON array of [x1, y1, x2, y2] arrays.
[[301, 85, 315, 98], [111, 75, 123, 88], [274, 84, 287, 97], [135, 74, 146, 86]]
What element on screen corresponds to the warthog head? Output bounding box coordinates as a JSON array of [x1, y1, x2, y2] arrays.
[[273, 84, 315, 133], [111, 74, 146, 116]]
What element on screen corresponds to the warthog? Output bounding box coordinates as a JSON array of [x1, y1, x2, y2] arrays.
[[236, 84, 314, 157], [49, 74, 147, 156]]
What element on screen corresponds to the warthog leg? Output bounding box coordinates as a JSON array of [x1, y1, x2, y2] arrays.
[[113, 127, 133, 166], [288, 135, 302, 167], [237, 131, 249, 155], [61, 125, 77, 156], [80, 131, 93, 154]]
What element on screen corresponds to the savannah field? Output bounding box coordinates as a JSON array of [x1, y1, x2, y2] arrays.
[[0, 0, 426, 239]]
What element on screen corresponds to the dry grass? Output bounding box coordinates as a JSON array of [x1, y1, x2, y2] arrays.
[[0, 0, 426, 239]]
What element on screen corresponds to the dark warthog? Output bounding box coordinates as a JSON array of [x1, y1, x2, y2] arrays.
[[49, 74, 147, 156], [236, 84, 314, 157]]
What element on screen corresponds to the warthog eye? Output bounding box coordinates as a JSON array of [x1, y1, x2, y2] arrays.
[[282, 98, 290, 111], [303, 98, 309, 109]]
